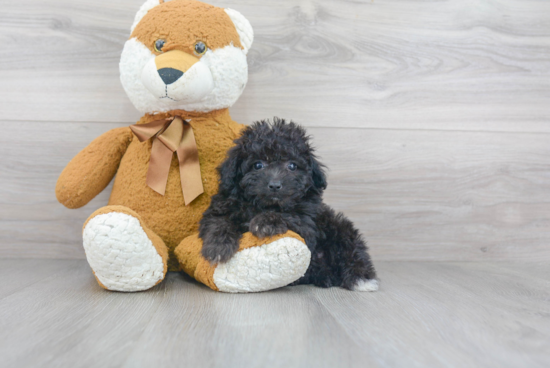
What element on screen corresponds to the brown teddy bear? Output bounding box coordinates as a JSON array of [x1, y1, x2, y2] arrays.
[[56, 0, 311, 293]]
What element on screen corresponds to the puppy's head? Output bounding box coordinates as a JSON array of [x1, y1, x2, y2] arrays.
[[120, 0, 253, 114], [219, 118, 327, 209]]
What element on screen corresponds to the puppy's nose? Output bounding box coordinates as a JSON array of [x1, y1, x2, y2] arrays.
[[158, 68, 183, 85], [268, 180, 282, 191]]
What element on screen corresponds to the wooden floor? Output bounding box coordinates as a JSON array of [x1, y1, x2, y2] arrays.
[[0, 259, 548, 368]]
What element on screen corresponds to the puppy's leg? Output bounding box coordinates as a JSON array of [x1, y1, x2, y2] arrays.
[[199, 217, 241, 264], [249, 212, 288, 238], [301, 206, 378, 291]]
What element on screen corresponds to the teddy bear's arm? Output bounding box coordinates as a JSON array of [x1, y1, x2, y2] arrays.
[[55, 127, 133, 209]]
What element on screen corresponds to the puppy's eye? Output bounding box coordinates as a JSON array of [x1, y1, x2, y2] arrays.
[[154, 39, 166, 53], [253, 162, 264, 170], [194, 41, 207, 56], [287, 162, 297, 171]]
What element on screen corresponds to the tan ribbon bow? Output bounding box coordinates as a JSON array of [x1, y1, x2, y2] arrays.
[[130, 116, 204, 205]]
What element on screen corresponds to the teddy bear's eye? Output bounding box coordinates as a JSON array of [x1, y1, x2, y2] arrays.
[[253, 162, 264, 170], [194, 41, 207, 56], [154, 39, 166, 53]]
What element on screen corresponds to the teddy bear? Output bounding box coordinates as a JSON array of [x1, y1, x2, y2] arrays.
[[56, 0, 311, 293]]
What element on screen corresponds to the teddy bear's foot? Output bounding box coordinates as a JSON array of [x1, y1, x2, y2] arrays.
[[176, 231, 311, 293], [83, 206, 168, 292], [213, 233, 311, 293]]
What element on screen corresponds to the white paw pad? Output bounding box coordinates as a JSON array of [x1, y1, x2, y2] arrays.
[[83, 212, 165, 292], [353, 279, 379, 292], [213, 237, 311, 293]]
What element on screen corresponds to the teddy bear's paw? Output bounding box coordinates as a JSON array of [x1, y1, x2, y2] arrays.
[[353, 278, 379, 292], [212, 236, 311, 293], [83, 211, 165, 292]]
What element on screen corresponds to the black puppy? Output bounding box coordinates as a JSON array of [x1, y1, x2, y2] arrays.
[[199, 119, 378, 291]]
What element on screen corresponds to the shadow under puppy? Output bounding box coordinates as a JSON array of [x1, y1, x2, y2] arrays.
[[199, 119, 378, 291]]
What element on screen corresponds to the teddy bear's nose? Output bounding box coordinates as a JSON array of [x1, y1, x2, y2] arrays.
[[158, 68, 184, 85]]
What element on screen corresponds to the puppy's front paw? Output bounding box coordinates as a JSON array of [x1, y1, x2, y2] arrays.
[[250, 213, 288, 238], [201, 237, 239, 264], [353, 279, 379, 292]]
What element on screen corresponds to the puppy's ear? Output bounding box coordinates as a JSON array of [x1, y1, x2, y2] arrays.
[[218, 145, 243, 197], [311, 156, 327, 191]]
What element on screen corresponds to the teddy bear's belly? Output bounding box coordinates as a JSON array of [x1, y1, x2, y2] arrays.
[[108, 139, 223, 271]]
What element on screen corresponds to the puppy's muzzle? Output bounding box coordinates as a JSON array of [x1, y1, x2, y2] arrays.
[[155, 50, 199, 86], [268, 180, 282, 192]]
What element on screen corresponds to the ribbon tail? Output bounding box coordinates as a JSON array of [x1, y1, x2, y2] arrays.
[[146, 138, 174, 196], [177, 124, 204, 205]]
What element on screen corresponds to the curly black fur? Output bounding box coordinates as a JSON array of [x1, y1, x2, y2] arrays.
[[199, 118, 377, 290]]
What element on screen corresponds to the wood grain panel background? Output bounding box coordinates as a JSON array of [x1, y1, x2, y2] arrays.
[[0, 0, 549, 261]]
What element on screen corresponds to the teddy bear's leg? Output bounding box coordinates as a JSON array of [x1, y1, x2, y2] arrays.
[[174, 231, 311, 293], [82, 205, 168, 292]]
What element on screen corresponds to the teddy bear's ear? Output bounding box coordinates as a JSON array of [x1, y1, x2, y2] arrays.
[[225, 8, 254, 54], [131, 0, 163, 33]]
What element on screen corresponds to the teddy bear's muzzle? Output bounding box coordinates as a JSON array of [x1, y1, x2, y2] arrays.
[[141, 49, 214, 103], [155, 50, 198, 80]]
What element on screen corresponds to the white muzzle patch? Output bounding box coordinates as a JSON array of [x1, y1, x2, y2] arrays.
[[141, 57, 214, 104]]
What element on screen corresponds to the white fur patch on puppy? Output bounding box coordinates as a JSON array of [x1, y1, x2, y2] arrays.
[[83, 212, 165, 292], [213, 237, 311, 293], [353, 279, 379, 292]]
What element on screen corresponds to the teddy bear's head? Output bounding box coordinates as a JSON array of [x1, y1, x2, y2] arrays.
[[120, 0, 254, 114]]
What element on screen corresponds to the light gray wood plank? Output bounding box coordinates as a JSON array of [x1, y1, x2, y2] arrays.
[[0, 260, 548, 368], [0, 0, 549, 132], [1, 121, 549, 261], [120, 274, 374, 368], [0, 259, 81, 300], [315, 127, 550, 261], [0, 260, 167, 368], [0, 121, 120, 259], [311, 261, 550, 368]]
